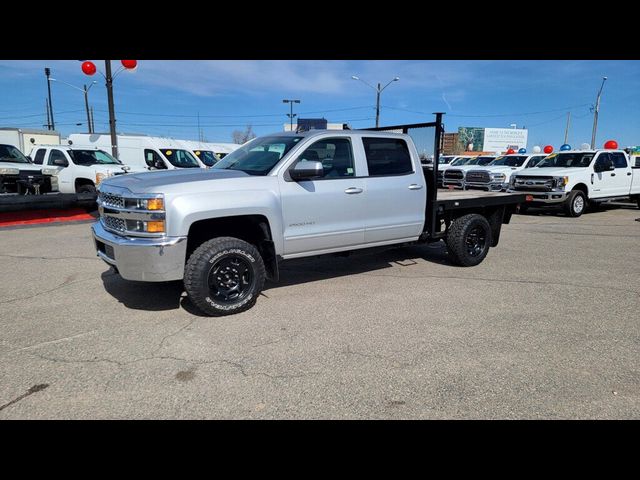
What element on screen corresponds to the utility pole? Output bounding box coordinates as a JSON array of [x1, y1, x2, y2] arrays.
[[351, 76, 399, 128], [45, 99, 51, 130], [563, 111, 571, 145], [590, 76, 607, 149], [90, 106, 95, 133], [375, 82, 381, 128], [104, 60, 119, 159], [283, 99, 300, 131], [83, 84, 92, 134], [44, 68, 54, 130]]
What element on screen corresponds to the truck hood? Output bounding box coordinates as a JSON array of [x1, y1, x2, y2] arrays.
[[517, 167, 583, 176], [100, 168, 252, 194], [0, 162, 42, 172]]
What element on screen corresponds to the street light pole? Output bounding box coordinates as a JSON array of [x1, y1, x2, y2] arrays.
[[564, 111, 571, 145], [44, 68, 55, 130], [351, 76, 399, 128], [104, 60, 119, 159], [590, 76, 607, 149], [283, 99, 300, 131]]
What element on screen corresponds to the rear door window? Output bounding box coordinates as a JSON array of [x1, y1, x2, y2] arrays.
[[362, 137, 413, 176], [610, 152, 628, 168], [32, 149, 46, 165]]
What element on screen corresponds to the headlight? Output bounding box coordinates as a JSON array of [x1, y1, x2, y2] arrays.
[[41, 168, 58, 176], [124, 219, 165, 234], [123, 197, 164, 211], [491, 173, 506, 181], [96, 172, 108, 185], [0, 168, 20, 175], [554, 176, 569, 189]]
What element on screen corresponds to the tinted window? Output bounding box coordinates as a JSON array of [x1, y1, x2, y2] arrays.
[[363, 137, 413, 176], [610, 152, 628, 168], [0, 144, 30, 164], [538, 152, 594, 168], [161, 149, 201, 168], [296, 138, 355, 178], [194, 150, 217, 167], [48, 149, 67, 166], [526, 155, 546, 168], [213, 136, 302, 176], [33, 149, 45, 165]]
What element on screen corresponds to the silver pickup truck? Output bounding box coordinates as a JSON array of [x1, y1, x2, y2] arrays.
[[92, 130, 527, 316]]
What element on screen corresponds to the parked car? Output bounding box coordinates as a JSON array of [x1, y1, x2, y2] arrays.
[[28, 145, 144, 194], [508, 148, 640, 216], [0, 143, 58, 194], [437, 155, 476, 187], [92, 130, 528, 316]]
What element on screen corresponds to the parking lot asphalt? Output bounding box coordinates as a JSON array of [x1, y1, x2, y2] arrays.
[[1, 204, 639, 419]]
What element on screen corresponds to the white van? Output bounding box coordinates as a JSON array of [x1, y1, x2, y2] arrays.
[[68, 133, 206, 170], [177, 140, 240, 167]]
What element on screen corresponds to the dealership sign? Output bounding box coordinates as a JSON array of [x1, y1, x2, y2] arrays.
[[482, 128, 528, 152]]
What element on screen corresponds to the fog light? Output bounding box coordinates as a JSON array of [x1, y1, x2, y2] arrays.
[[146, 221, 165, 233]]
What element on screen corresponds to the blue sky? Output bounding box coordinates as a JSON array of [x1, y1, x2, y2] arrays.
[[1, 60, 639, 148]]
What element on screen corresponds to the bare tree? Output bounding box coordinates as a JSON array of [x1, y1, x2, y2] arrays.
[[232, 124, 256, 144]]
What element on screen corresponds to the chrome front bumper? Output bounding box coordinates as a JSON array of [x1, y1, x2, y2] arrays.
[[466, 181, 508, 192], [506, 189, 569, 204], [91, 221, 188, 282], [442, 179, 465, 189]]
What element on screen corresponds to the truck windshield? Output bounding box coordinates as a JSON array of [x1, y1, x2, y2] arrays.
[[212, 136, 303, 175], [69, 149, 122, 166], [489, 155, 527, 167], [439, 156, 455, 164], [0, 144, 30, 163], [451, 157, 471, 166], [467, 156, 494, 166], [536, 152, 594, 168], [194, 150, 218, 167], [161, 149, 201, 168]]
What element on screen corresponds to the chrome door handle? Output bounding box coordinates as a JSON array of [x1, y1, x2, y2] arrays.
[[344, 187, 363, 194], [408, 184, 423, 190], [611, 173, 616, 176]]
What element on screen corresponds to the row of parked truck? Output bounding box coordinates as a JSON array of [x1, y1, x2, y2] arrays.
[[0, 132, 240, 196], [437, 147, 640, 217]]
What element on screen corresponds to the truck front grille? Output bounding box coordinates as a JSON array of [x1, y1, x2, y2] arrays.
[[99, 192, 125, 208], [513, 176, 554, 191], [102, 216, 126, 233], [444, 169, 464, 180], [466, 171, 491, 183]]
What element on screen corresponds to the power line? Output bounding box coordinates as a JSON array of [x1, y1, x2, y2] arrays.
[[380, 103, 592, 118], [114, 116, 375, 128], [0, 109, 85, 120]]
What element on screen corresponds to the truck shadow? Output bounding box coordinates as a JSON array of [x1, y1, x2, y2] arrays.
[[520, 202, 638, 217], [99, 242, 454, 314]]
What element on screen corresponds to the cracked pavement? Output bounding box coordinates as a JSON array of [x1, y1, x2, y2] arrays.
[[0, 204, 639, 419]]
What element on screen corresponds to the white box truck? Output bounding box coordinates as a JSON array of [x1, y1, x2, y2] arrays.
[[0, 128, 61, 155]]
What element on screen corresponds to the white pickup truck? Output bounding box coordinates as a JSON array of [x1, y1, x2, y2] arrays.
[[92, 130, 529, 316], [443, 155, 496, 189], [29, 145, 144, 194], [1, 143, 58, 194], [465, 153, 548, 192], [508, 148, 640, 216]]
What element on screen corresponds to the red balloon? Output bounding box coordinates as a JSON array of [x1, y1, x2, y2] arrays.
[[604, 140, 618, 149], [543, 145, 553, 154], [506, 148, 515, 154], [81, 61, 96, 76], [121, 60, 137, 69]]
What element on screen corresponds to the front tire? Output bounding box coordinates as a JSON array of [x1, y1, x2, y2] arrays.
[[446, 213, 492, 267], [77, 184, 96, 194], [564, 190, 587, 217], [184, 237, 265, 316]]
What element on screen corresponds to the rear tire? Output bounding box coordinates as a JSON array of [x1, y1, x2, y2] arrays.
[[519, 204, 529, 214], [564, 190, 587, 217], [184, 236, 265, 316], [446, 214, 492, 267]]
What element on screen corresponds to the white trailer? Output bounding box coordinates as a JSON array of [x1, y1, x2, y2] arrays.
[[68, 133, 206, 170], [0, 128, 61, 155]]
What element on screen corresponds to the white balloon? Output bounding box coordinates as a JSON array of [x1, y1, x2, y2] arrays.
[[580, 143, 591, 150], [532, 146, 541, 153]]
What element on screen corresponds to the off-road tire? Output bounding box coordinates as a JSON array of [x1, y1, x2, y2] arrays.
[[446, 214, 492, 267], [184, 237, 265, 316], [77, 184, 96, 194], [564, 190, 587, 217], [518, 204, 529, 214]]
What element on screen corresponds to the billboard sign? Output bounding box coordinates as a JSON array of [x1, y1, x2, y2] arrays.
[[482, 128, 528, 152], [457, 127, 485, 152]]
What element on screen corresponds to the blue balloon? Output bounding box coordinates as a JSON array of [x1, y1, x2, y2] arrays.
[[560, 144, 571, 151], [518, 148, 526, 154]]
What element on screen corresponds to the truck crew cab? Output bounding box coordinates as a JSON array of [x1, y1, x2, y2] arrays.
[[92, 130, 528, 316], [508, 148, 640, 216]]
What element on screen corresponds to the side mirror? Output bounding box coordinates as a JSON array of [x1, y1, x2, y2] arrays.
[[52, 158, 68, 167], [154, 159, 166, 170], [145, 157, 155, 168], [26, 156, 33, 163], [290, 161, 324, 181]]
